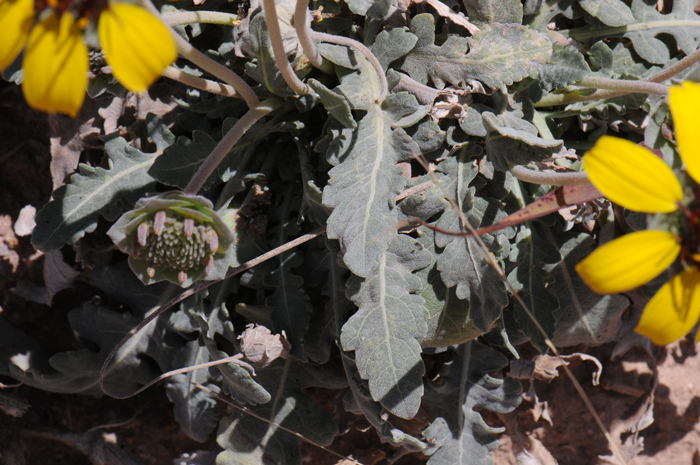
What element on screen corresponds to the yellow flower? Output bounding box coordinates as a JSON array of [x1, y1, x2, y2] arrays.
[[0, 0, 177, 118], [576, 81, 700, 345]]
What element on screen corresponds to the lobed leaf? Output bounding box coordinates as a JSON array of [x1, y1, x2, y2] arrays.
[[340, 235, 433, 419], [401, 14, 552, 89], [32, 137, 156, 251]]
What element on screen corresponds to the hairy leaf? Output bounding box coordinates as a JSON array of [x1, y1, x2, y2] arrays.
[[533, 42, 591, 90], [484, 112, 564, 171], [578, 0, 634, 27], [341, 235, 432, 419], [322, 96, 421, 277], [544, 231, 629, 347], [372, 28, 418, 72], [166, 339, 220, 442], [507, 221, 561, 352], [423, 342, 522, 465], [569, 0, 700, 65], [216, 359, 345, 465], [462, 0, 523, 25], [401, 14, 552, 89], [265, 185, 314, 361], [32, 138, 156, 251]]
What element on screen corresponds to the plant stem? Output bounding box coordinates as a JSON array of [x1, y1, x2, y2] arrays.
[[161, 66, 239, 97], [309, 31, 388, 103], [185, 98, 284, 194], [262, 0, 313, 95], [162, 11, 239, 26], [294, 0, 334, 73], [535, 48, 700, 107], [509, 165, 590, 186], [576, 76, 669, 96], [172, 33, 260, 108], [141, 0, 259, 107]]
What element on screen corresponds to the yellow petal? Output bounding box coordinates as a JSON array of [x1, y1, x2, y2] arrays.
[[669, 81, 700, 184], [0, 0, 34, 71], [22, 13, 88, 118], [635, 267, 700, 345], [583, 136, 682, 213], [575, 230, 680, 294], [98, 3, 177, 92]]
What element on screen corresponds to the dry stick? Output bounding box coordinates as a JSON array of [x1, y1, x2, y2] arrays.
[[411, 152, 627, 464], [99, 227, 326, 400], [294, 0, 334, 73], [193, 382, 362, 464], [184, 98, 282, 195], [508, 165, 591, 186], [309, 31, 389, 103], [535, 47, 700, 107], [262, 0, 313, 95], [161, 66, 239, 98]]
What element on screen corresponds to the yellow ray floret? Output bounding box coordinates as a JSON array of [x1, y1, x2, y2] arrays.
[[635, 267, 700, 345], [22, 12, 88, 118], [0, 0, 34, 71], [583, 136, 682, 214], [575, 230, 680, 295], [669, 81, 700, 185], [98, 3, 177, 93]]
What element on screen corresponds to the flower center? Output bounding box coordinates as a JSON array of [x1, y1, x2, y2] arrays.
[[36, 0, 107, 23], [132, 210, 220, 282]]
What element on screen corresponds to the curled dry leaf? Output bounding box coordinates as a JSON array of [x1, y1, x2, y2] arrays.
[[238, 323, 292, 368]]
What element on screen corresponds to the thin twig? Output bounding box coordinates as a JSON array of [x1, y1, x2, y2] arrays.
[[310, 31, 389, 103], [294, 0, 334, 73], [185, 97, 283, 194], [161, 66, 239, 97], [262, 0, 313, 95], [509, 165, 591, 186], [396, 180, 434, 201], [99, 227, 326, 400]]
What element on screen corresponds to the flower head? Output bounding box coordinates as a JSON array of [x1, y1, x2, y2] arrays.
[[576, 81, 700, 345], [107, 192, 235, 288], [0, 0, 177, 117]]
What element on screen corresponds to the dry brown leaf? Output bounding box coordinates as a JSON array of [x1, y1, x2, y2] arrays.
[[531, 353, 603, 385]]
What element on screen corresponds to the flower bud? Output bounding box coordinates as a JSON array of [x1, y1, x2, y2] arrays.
[[108, 191, 235, 287]]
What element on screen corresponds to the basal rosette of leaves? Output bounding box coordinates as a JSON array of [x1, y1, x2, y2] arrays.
[[3, 0, 700, 463], [107, 191, 235, 287]]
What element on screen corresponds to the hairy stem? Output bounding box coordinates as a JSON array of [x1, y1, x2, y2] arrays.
[[161, 66, 239, 97], [535, 48, 700, 107], [309, 31, 388, 102], [576, 76, 669, 96], [141, 0, 258, 107], [262, 0, 313, 95], [509, 165, 591, 186], [185, 98, 283, 194], [162, 11, 239, 26], [294, 0, 334, 73], [173, 33, 260, 107]]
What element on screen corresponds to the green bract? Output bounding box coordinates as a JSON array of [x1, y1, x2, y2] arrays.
[[107, 191, 235, 287]]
